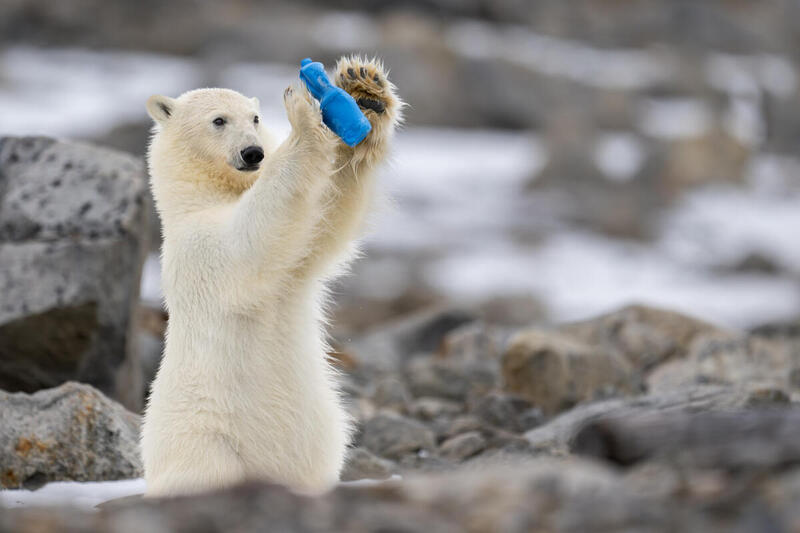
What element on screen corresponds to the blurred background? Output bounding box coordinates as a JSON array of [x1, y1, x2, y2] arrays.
[[1, 0, 799, 409]]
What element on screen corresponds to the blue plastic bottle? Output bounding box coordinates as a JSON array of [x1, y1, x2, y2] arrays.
[[299, 58, 372, 147]]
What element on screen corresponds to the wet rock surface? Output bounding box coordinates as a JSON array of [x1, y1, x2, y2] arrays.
[[0, 137, 150, 411], [0, 382, 142, 489]]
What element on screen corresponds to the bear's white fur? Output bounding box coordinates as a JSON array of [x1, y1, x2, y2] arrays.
[[140, 57, 402, 497]]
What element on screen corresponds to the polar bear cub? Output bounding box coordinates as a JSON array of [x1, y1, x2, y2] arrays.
[[141, 57, 402, 497]]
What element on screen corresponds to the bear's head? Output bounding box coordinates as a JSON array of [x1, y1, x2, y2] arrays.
[[146, 88, 274, 202]]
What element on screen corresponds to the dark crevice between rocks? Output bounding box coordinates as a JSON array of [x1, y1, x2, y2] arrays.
[[0, 301, 99, 393]]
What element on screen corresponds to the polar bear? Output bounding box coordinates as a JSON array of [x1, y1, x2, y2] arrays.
[[140, 57, 402, 497]]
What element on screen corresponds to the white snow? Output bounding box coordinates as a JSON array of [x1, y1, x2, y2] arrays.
[[0, 478, 146, 510], [0, 47, 202, 138], [705, 52, 798, 98], [445, 21, 675, 91], [424, 231, 800, 329], [637, 98, 712, 139], [593, 133, 645, 182]]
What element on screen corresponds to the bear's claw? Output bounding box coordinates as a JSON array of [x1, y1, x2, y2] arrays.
[[335, 57, 395, 120]]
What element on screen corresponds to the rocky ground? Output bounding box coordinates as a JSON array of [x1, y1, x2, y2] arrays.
[[1, 300, 799, 531]]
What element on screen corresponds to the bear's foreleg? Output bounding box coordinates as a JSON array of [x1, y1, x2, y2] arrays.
[[225, 85, 338, 275], [295, 57, 403, 277]]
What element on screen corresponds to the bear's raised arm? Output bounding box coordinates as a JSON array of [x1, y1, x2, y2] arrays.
[[293, 56, 403, 279], [223, 84, 337, 277]]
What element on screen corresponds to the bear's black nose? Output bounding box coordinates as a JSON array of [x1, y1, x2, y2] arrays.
[[241, 146, 264, 166]]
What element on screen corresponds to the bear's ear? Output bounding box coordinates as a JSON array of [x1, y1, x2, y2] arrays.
[[251, 97, 260, 109], [146, 95, 176, 125]]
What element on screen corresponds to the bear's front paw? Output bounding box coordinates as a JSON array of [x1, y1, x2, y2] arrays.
[[284, 84, 337, 154], [335, 57, 402, 131]]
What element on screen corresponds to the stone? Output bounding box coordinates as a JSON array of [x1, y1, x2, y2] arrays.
[[524, 385, 756, 455], [440, 416, 484, 440], [439, 321, 511, 363], [647, 333, 800, 394], [470, 392, 542, 433], [0, 137, 150, 411], [340, 447, 396, 482], [405, 357, 497, 402], [438, 431, 486, 461], [346, 307, 477, 372], [502, 329, 637, 414], [0, 382, 142, 489], [361, 413, 437, 460], [573, 407, 800, 471], [409, 397, 463, 421], [560, 304, 723, 372], [369, 377, 411, 412]]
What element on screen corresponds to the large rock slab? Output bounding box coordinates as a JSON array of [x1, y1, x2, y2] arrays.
[[0, 382, 142, 489], [524, 385, 758, 455], [573, 407, 800, 470], [0, 137, 150, 411]]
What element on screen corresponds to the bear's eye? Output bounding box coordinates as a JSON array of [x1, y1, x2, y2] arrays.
[[253, 115, 259, 125], [212, 117, 226, 127]]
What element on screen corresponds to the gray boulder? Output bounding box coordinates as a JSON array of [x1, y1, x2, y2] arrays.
[[0, 382, 142, 489], [0, 136, 150, 411]]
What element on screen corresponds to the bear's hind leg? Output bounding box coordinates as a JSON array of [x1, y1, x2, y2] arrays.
[[144, 435, 246, 497]]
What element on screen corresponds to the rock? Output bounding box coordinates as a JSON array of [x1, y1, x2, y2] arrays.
[[0, 137, 150, 411], [470, 393, 543, 433], [438, 431, 486, 461], [0, 382, 142, 489], [361, 413, 437, 460], [440, 415, 484, 440], [502, 329, 637, 415], [472, 294, 546, 327], [405, 357, 497, 402], [560, 304, 723, 372], [340, 447, 396, 482], [346, 307, 477, 372], [647, 333, 800, 394], [524, 385, 757, 455], [409, 397, 463, 421], [439, 321, 511, 363], [369, 377, 411, 412], [573, 407, 800, 471], [750, 319, 800, 340]]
